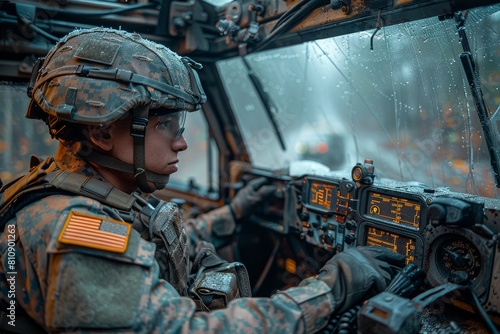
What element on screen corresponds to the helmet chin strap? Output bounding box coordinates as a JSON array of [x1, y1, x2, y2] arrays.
[[80, 148, 170, 193], [78, 105, 170, 193], [129, 106, 157, 193]]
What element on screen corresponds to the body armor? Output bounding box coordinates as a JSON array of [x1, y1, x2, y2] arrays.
[[0, 157, 250, 311]]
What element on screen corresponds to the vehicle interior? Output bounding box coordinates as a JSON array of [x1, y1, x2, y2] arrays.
[[0, 0, 499, 333]]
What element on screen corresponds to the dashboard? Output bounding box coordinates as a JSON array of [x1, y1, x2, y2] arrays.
[[243, 160, 500, 323]]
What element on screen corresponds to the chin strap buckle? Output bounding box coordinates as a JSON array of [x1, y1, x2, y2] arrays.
[[130, 117, 149, 138]]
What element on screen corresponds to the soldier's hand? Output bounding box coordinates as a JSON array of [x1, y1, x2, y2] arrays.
[[229, 177, 278, 220], [316, 246, 405, 314]]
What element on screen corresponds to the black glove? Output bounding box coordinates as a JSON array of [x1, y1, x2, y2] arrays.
[[316, 246, 406, 314], [229, 177, 278, 220]]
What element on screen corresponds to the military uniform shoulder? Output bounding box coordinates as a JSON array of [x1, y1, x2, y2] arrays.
[[15, 195, 132, 257], [16, 192, 103, 238], [57, 210, 131, 254], [49, 207, 155, 267], [46, 199, 153, 265], [10, 185, 153, 267]]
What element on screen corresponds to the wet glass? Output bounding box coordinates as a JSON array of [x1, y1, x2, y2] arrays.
[[217, 5, 500, 198]]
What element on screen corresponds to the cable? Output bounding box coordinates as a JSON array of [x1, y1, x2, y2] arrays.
[[271, 0, 311, 33], [28, 2, 158, 18], [321, 314, 341, 334], [252, 0, 328, 53], [251, 235, 282, 295], [19, 17, 59, 43], [4, 2, 158, 43], [337, 305, 361, 334], [385, 263, 424, 297], [465, 288, 499, 334], [370, 10, 383, 51]]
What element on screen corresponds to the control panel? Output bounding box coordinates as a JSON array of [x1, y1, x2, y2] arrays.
[[298, 176, 357, 252], [287, 160, 500, 321]]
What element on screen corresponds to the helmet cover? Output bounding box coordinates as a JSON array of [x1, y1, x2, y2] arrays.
[[26, 27, 206, 127]]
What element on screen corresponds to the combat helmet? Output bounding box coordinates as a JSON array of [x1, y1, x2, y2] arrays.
[[26, 27, 207, 192]]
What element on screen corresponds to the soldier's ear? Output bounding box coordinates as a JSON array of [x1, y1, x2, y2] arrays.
[[88, 124, 113, 151]]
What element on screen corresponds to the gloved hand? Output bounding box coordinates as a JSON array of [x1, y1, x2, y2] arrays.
[[316, 246, 406, 314], [229, 177, 278, 220]]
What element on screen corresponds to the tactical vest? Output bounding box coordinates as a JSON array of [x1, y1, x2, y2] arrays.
[[0, 157, 251, 322], [0, 156, 190, 295]]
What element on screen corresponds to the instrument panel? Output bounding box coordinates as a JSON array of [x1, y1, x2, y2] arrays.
[[357, 187, 427, 267], [363, 225, 421, 266], [299, 176, 357, 252], [243, 160, 499, 321], [364, 191, 421, 230], [302, 180, 337, 214], [301, 177, 354, 217], [286, 161, 500, 321]]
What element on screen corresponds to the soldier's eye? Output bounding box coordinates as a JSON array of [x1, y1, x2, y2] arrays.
[[155, 120, 171, 134], [156, 120, 171, 129], [154, 110, 186, 138]]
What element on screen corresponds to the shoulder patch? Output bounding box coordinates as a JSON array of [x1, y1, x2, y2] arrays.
[[58, 211, 131, 253]]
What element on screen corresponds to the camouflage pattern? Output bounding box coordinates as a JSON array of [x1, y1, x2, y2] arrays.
[[185, 204, 236, 246], [27, 27, 206, 125], [0, 143, 335, 333]]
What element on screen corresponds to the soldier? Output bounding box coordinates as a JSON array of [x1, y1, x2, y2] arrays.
[[0, 28, 404, 333]]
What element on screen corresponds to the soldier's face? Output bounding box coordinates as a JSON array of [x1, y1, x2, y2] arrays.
[[109, 114, 188, 176]]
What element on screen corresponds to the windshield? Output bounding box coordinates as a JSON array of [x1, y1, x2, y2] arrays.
[[217, 5, 500, 198]]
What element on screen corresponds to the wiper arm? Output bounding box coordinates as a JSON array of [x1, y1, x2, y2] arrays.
[[455, 11, 500, 187], [242, 56, 286, 150]]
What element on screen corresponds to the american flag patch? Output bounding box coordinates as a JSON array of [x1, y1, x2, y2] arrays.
[[58, 211, 131, 253]]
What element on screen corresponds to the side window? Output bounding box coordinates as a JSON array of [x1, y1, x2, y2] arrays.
[[168, 110, 219, 195], [0, 83, 58, 183]]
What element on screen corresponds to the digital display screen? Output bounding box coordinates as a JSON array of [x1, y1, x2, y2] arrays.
[[366, 192, 421, 229], [365, 226, 416, 265], [306, 181, 337, 213]]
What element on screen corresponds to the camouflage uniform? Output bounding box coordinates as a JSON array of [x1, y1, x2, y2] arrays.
[[0, 144, 334, 333], [183, 200, 237, 258]]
